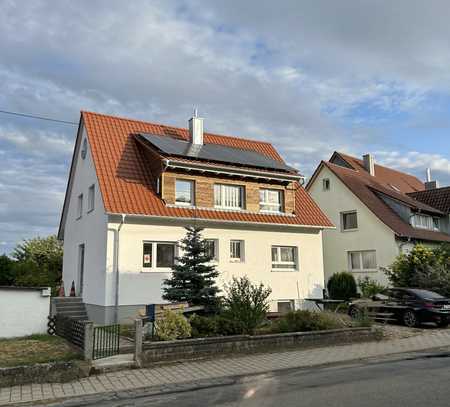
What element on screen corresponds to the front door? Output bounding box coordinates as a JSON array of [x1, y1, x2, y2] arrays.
[[78, 244, 85, 296]]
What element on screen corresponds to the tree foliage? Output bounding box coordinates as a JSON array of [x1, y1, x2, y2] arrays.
[[384, 244, 450, 297], [0, 235, 63, 291], [0, 254, 15, 285], [163, 227, 220, 310]]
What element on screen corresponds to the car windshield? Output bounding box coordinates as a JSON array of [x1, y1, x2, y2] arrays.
[[407, 289, 445, 300]]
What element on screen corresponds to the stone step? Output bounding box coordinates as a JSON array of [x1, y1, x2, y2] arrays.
[[92, 354, 136, 373], [53, 297, 83, 303], [55, 304, 86, 311]]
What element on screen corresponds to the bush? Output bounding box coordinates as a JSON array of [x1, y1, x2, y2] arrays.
[[384, 244, 450, 297], [272, 310, 347, 333], [358, 277, 386, 298], [222, 276, 272, 334], [155, 310, 192, 341], [327, 272, 357, 300], [189, 314, 243, 338]]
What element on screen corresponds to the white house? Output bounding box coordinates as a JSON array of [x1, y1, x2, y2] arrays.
[[58, 111, 333, 324], [307, 152, 450, 286]]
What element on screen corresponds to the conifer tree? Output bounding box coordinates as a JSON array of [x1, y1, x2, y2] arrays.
[[162, 226, 220, 310]]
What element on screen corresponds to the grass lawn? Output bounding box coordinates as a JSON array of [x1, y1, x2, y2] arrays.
[[0, 334, 82, 368]]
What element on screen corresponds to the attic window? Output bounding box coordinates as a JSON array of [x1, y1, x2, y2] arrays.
[[389, 184, 400, 192], [323, 179, 330, 191], [81, 138, 87, 160]]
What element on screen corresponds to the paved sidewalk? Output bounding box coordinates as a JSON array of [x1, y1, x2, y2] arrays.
[[2, 329, 450, 406]]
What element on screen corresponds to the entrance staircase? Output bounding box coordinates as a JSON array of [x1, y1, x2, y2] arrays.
[[52, 297, 89, 320]]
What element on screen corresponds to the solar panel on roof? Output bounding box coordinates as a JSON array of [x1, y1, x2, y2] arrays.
[[137, 133, 296, 173]]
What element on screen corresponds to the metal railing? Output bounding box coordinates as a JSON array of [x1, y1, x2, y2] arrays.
[[92, 324, 120, 360]]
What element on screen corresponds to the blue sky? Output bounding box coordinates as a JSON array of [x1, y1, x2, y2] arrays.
[[1, 0, 450, 254]]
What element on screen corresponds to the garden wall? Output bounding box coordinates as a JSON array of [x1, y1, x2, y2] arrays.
[[140, 327, 379, 365], [0, 286, 51, 338]]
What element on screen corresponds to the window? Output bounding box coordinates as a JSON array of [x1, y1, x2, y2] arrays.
[[260, 189, 283, 213], [142, 242, 176, 271], [205, 239, 219, 261], [348, 250, 377, 272], [175, 179, 194, 206], [230, 240, 244, 262], [271, 246, 297, 271], [323, 179, 330, 191], [341, 211, 358, 231], [88, 184, 95, 212], [77, 194, 83, 219], [411, 214, 440, 231], [277, 300, 295, 314], [214, 184, 244, 209]]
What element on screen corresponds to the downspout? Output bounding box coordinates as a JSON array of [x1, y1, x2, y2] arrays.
[[113, 214, 126, 323]]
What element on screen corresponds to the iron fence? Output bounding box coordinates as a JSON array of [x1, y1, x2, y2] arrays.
[[53, 314, 86, 349], [93, 324, 120, 360]]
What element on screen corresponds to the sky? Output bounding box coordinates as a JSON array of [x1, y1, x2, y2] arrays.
[[1, 0, 450, 254]]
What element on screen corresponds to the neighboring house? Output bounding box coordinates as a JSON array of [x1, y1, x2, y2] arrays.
[[409, 185, 450, 235], [306, 152, 450, 286], [58, 111, 333, 324]]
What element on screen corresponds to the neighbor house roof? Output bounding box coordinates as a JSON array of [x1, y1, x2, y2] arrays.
[[307, 152, 450, 243], [408, 186, 450, 214], [59, 111, 332, 236]]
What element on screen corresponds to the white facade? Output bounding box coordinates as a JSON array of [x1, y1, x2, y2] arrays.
[[308, 166, 400, 286], [0, 287, 51, 338], [61, 126, 108, 304]]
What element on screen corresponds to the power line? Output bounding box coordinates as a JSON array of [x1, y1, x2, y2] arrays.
[[0, 109, 78, 125]]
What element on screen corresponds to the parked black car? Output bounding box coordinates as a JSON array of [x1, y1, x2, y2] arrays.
[[348, 288, 450, 327]]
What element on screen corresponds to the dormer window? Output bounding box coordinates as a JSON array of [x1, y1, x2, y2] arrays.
[[260, 189, 283, 213], [175, 179, 194, 206], [411, 214, 441, 231], [214, 184, 244, 210]]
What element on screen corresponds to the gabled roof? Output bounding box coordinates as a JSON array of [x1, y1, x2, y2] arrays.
[[307, 152, 450, 243], [59, 111, 333, 236], [330, 152, 424, 193], [408, 186, 450, 214]]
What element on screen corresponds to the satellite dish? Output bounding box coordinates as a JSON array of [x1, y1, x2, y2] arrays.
[[81, 138, 87, 159]]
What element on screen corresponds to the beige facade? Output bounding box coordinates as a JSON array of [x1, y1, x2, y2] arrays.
[[308, 166, 400, 285]]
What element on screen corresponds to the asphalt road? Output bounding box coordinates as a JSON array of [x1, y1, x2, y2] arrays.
[[64, 353, 450, 407]]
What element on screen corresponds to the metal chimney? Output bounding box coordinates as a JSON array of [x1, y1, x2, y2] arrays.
[[425, 168, 439, 190]]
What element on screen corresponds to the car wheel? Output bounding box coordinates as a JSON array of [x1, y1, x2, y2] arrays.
[[403, 310, 418, 327], [437, 321, 449, 328], [349, 306, 360, 319]]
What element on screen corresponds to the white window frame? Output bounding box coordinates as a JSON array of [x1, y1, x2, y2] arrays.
[[175, 179, 195, 206], [259, 188, 283, 213], [77, 194, 83, 219], [142, 241, 177, 272], [348, 250, 377, 272], [230, 240, 244, 262], [205, 239, 219, 262], [323, 178, 330, 191], [411, 213, 440, 231], [87, 184, 95, 212], [341, 210, 358, 231], [214, 184, 244, 210], [271, 246, 298, 271]]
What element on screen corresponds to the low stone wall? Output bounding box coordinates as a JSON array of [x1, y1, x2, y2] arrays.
[[0, 360, 91, 388], [140, 327, 379, 365]]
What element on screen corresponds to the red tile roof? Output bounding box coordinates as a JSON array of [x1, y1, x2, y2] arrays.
[[81, 111, 332, 228], [317, 153, 450, 243], [409, 186, 450, 214]]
